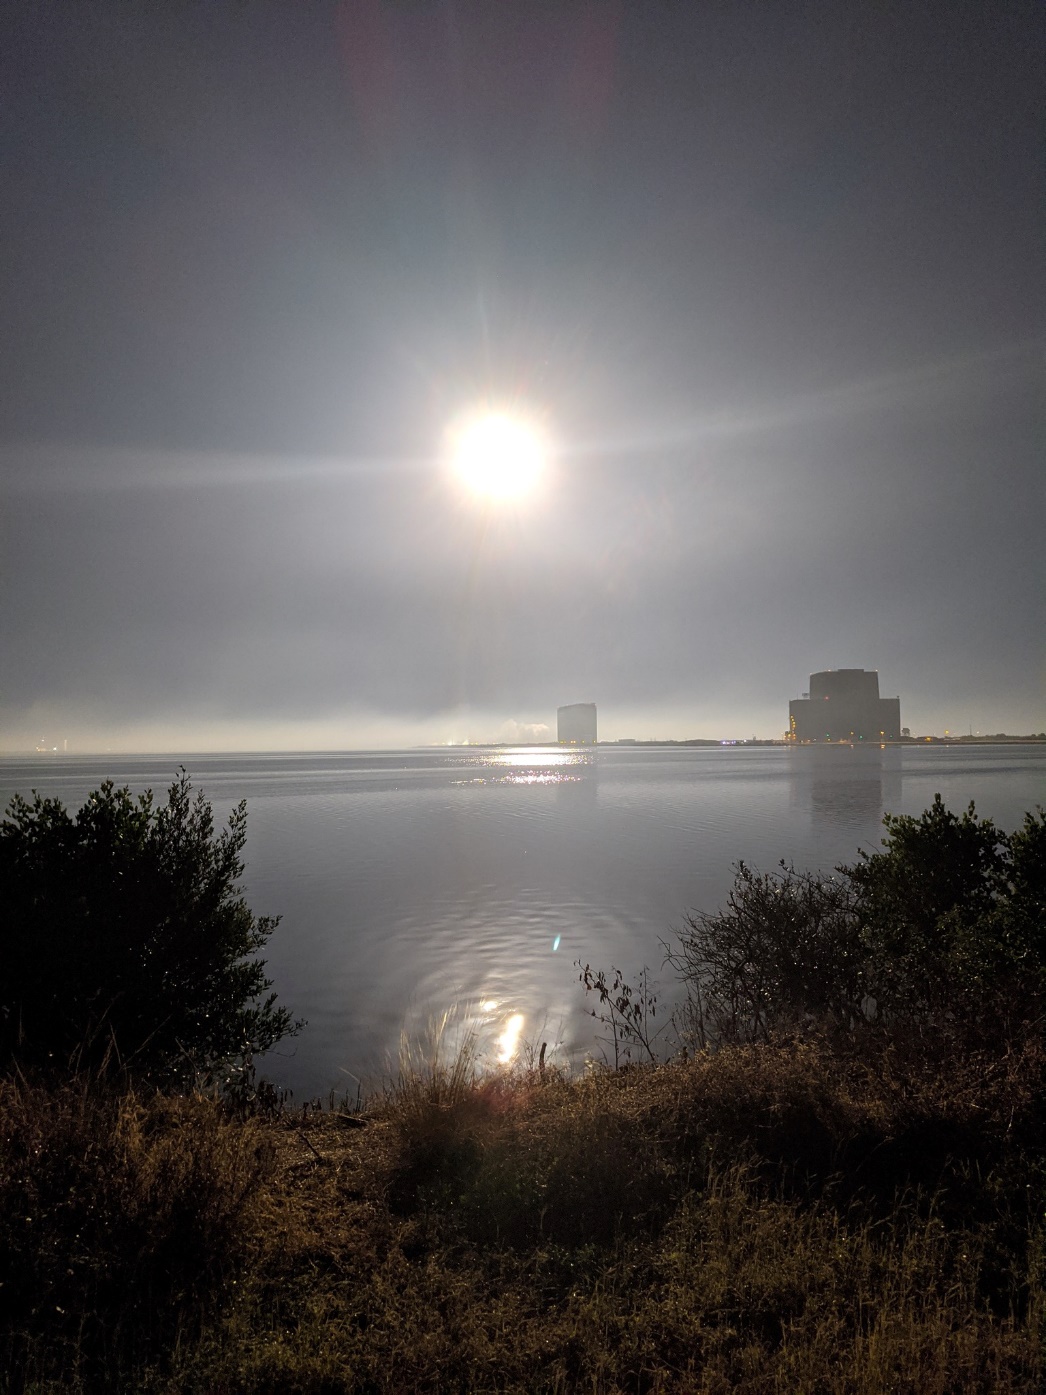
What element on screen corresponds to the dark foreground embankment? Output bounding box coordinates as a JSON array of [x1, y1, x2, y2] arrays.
[[2, 1026, 1042, 1395]]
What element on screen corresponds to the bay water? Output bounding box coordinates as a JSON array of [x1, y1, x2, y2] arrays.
[[2, 743, 1042, 1098]]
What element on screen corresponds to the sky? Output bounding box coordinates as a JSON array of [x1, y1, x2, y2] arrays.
[[1, 0, 1042, 751]]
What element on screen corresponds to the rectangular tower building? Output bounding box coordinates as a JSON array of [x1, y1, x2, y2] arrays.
[[789, 670, 900, 742], [557, 702, 597, 744]]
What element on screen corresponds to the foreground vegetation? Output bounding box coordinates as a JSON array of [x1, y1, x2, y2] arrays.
[[0, 772, 299, 1085], [2, 1027, 1042, 1394], [0, 789, 1042, 1392]]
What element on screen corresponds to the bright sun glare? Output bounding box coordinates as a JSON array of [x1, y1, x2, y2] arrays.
[[450, 411, 547, 502]]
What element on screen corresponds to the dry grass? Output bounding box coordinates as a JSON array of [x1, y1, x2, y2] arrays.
[[0, 1076, 274, 1392], [2, 1033, 1042, 1393]]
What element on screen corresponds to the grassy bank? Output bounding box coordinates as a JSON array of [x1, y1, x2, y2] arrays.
[[3, 1027, 1042, 1394]]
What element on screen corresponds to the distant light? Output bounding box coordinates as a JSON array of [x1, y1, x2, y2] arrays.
[[552, 934, 561, 952]]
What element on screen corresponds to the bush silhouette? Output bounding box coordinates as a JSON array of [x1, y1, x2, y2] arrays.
[[674, 797, 1045, 1046], [849, 797, 1046, 1026], [0, 771, 299, 1083]]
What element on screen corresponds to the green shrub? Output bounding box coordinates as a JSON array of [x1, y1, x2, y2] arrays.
[[0, 772, 299, 1084], [670, 799, 1045, 1047], [672, 862, 864, 1044], [851, 798, 1046, 1027]]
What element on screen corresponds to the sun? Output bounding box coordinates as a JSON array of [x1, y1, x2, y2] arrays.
[[449, 411, 547, 502]]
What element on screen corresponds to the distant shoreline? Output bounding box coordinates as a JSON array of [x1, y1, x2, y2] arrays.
[[602, 735, 1046, 748], [3, 735, 1044, 760]]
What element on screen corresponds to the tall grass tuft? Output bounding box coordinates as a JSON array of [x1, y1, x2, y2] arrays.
[[391, 1008, 485, 1117], [383, 1011, 520, 1213]]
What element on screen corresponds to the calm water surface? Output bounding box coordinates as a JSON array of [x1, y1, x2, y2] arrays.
[[3, 745, 1043, 1097]]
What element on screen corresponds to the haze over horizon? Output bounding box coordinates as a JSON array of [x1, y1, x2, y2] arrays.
[[2, 3, 1042, 754]]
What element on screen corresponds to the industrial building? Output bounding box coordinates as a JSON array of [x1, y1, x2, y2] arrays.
[[557, 702, 597, 745], [788, 670, 901, 742]]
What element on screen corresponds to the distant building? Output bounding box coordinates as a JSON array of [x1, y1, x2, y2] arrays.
[[788, 670, 901, 742], [558, 702, 597, 745]]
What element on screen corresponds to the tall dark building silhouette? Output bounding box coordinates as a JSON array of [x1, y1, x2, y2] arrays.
[[557, 703, 597, 744], [789, 670, 901, 742]]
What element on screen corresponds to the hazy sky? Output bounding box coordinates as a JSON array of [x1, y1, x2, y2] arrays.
[[1, 1, 1042, 750]]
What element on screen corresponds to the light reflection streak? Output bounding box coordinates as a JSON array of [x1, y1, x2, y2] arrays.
[[496, 1013, 525, 1065], [6, 341, 1037, 497], [495, 772, 582, 785], [491, 747, 587, 769], [0, 444, 424, 494], [563, 340, 1041, 462], [459, 746, 593, 787]]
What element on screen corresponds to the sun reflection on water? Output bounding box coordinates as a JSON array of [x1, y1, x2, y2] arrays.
[[496, 771, 581, 785], [480, 747, 591, 785], [491, 747, 588, 769], [454, 747, 593, 786], [403, 994, 562, 1078], [496, 1012, 525, 1065]]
